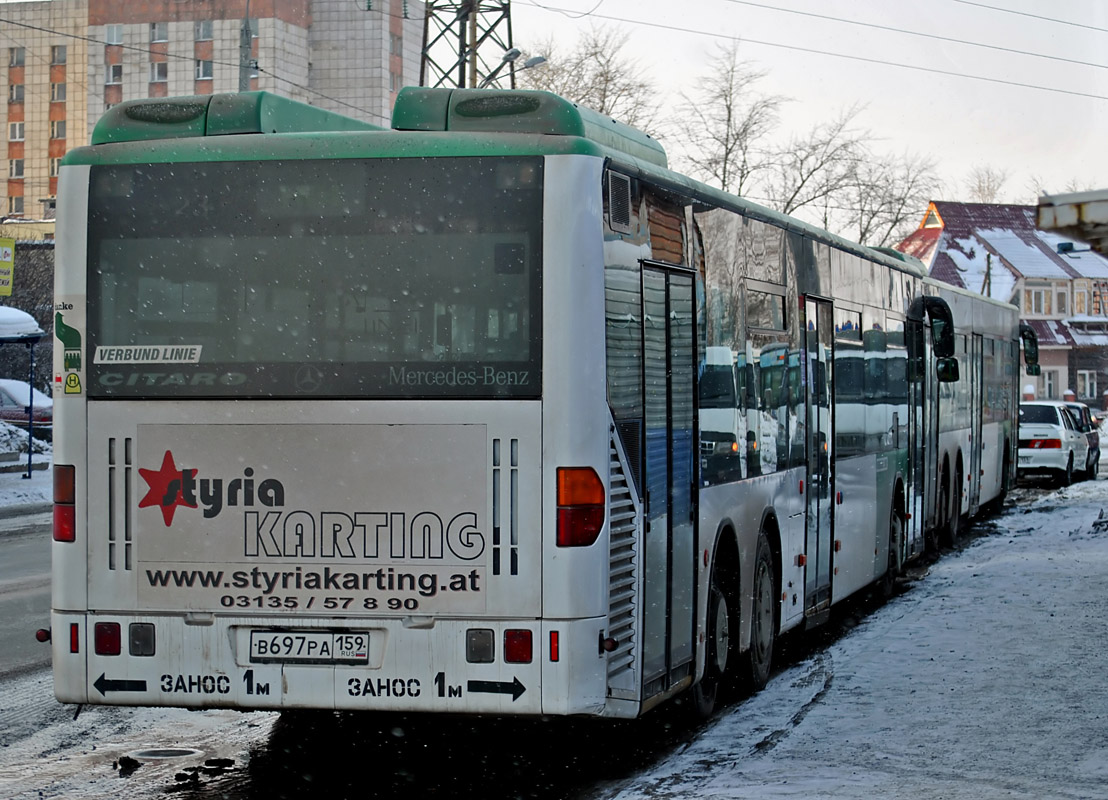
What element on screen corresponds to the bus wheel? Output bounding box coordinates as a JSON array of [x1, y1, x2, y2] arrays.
[[690, 578, 730, 718], [941, 469, 961, 546], [742, 534, 776, 692], [880, 504, 903, 600]]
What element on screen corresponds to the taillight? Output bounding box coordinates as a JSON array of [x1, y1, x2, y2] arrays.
[[53, 465, 75, 542], [1030, 439, 1062, 449], [504, 629, 533, 663], [94, 622, 121, 656], [556, 467, 604, 547]]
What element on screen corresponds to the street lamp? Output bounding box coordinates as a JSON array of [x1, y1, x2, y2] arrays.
[[478, 49, 546, 89]]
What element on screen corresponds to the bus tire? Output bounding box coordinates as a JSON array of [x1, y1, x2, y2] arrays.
[[742, 534, 776, 692], [690, 580, 729, 718], [880, 501, 903, 600]]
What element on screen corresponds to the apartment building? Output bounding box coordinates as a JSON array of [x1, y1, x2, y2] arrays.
[[1, 0, 424, 219]]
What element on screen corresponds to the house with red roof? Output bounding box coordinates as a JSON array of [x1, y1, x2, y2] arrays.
[[897, 201, 1108, 407]]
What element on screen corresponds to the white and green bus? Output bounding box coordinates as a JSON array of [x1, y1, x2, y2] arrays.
[[49, 89, 1038, 718]]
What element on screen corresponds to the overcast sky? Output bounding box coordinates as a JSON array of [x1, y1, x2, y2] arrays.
[[511, 0, 1108, 205]]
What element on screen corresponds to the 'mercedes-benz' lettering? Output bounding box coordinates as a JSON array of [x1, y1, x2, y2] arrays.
[[388, 366, 530, 387]]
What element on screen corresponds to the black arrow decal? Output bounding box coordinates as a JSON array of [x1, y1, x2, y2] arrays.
[[93, 673, 147, 696], [467, 677, 525, 701]]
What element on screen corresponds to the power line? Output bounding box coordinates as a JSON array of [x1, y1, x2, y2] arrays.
[[952, 0, 1108, 35], [518, 1, 1108, 101], [721, 0, 1108, 72]]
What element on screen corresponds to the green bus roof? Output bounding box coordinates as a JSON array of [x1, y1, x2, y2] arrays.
[[81, 88, 667, 169]]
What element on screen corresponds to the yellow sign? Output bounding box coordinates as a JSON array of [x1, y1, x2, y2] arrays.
[[0, 238, 12, 296]]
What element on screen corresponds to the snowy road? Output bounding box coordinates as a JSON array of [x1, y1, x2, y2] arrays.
[[599, 479, 1108, 800], [2, 478, 1107, 799]]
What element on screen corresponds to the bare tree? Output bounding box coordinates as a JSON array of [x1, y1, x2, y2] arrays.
[[965, 164, 1009, 203], [837, 150, 941, 247], [517, 25, 659, 131], [671, 42, 783, 195], [762, 105, 868, 217]]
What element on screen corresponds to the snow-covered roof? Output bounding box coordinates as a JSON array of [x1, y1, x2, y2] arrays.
[[976, 228, 1070, 279], [0, 306, 44, 342], [1035, 231, 1108, 278]]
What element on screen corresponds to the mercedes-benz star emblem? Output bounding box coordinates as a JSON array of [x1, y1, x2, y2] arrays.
[[294, 365, 324, 393]]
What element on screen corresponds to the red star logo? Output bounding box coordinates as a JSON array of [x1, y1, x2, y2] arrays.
[[138, 450, 197, 527]]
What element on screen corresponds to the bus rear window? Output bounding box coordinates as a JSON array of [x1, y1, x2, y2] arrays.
[[86, 156, 543, 399]]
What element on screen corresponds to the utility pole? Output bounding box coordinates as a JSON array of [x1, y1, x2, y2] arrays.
[[238, 0, 253, 92], [421, 1, 515, 89]]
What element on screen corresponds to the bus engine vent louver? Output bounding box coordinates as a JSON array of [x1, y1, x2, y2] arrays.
[[606, 428, 640, 694], [607, 172, 633, 235], [107, 437, 134, 571]]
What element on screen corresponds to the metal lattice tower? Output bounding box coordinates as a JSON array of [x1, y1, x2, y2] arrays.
[[421, 1, 516, 89]]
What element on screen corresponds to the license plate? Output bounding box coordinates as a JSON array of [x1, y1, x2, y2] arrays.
[[249, 631, 369, 664], [1018, 456, 1031, 464]]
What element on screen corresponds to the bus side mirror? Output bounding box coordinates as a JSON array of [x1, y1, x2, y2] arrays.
[[936, 357, 959, 383], [1020, 321, 1040, 376]]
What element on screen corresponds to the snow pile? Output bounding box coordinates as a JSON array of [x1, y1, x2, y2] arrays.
[[0, 420, 51, 455]]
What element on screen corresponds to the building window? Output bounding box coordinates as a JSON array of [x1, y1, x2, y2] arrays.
[[390, 34, 403, 56], [150, 62, 168, 82], [390, 71, 403, 92], [49, 157, 61, 177], [1076, 288, 1088, 315], [8, 196, 23, 216], [50, 120, 66, 140], [1078, 370, 1097, 400], [196, 60, 213, 80], [106, 24, 123, 45], [51, 82, 66, 102], [8, 159, 23, 179], [1044, 370, 1058, 399], [51, 45, 67, 65], [8, 84, 23, 103], [195, 20, 213, 41], [107, 64, 122, 84], [250, 18, 259, 38], [1025, 287, 1051, 315], [8, 48, 24, 67], [151, 22, 168, 43], [1057, 290, 1068, 315], [8, 121, 23, 141]]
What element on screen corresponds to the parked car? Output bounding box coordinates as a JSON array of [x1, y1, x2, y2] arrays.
[[0, 378, 52, 439], [1062, 401, 1100, 479], [1018, 401, 1089, 485]]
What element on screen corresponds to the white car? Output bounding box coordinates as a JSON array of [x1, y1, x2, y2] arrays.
[[1018, 401, 1090, 485]]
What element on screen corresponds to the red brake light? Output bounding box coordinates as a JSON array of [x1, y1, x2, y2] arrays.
[[504, 629, 533, 663], [556, 467, 605, 547], [53, 465, 76, 542], [54, 464, 75, 504], [94, 622, 121, 656], [1031, 439, 1061, 449]]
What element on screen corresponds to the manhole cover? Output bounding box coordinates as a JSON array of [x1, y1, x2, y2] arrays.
[[129, 748, 202, 759]]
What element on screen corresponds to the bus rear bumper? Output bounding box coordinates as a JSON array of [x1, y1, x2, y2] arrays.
[[51, 612, 610, 716]]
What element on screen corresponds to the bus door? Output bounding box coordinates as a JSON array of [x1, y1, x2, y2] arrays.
[[968, 334, 984, 512], [804, 298, 834, 617], [641, 265, 697, 692], [906, 319, 926, 556]]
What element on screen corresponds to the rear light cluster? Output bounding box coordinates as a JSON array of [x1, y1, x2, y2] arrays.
[[1027, 439, 1062, 449], [92, 622, 155, 656], [556, 467, 605, 547], [465, 628, 535, 663], [53, 464, 75, 542]]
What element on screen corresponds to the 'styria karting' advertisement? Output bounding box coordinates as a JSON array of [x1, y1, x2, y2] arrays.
[[135, 424, 488, 615]]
